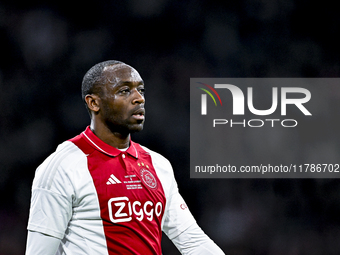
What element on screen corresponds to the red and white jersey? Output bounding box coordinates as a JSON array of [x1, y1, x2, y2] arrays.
[[27, 126, 196, 255]]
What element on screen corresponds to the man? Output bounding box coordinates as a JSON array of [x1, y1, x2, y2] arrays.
[[26, 60, 224, 254]]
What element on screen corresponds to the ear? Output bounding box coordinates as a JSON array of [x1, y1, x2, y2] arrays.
[[85, 94, 101, 114]]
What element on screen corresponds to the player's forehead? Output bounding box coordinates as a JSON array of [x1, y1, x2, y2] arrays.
[[103, 63, 143, 85]]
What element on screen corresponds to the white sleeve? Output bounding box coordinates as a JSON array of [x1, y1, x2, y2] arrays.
[[161, 181, 197, 239], [27, 187, 73, 238], [25, 231, 61, 255], [27, 145, 74, 239], [161, 180, 224, 254], [170, 223, 225, 255]]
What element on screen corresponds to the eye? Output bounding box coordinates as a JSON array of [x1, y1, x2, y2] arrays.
[[138, 87, 145, 95], [119, 87, 130, 94]]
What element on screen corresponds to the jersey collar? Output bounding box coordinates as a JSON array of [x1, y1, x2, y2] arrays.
[[81, 126, 139, 158]]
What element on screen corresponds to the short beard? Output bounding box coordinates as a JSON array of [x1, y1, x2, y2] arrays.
[[105, 118, 144, 138]]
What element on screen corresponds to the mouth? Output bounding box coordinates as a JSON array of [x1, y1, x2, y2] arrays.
[[131, 108, 145, 120]]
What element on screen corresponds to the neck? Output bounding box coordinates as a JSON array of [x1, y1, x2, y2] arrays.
[[90, 120, 130, 149]]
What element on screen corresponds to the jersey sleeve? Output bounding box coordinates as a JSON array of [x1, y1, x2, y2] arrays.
[[161, 180, 197, 239], [27, 142, 76, 240], [25, 231, 61, 255], [162, 169, 225, 254], [170, 223, 225, 255]]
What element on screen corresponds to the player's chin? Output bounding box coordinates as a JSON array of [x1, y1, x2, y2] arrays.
[[128, 123, 144, 133]]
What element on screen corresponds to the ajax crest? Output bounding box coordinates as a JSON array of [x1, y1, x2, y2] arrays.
[[140, 169, 157, 189]]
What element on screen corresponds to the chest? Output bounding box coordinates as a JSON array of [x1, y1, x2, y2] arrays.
[[86, 151, 166, 224]]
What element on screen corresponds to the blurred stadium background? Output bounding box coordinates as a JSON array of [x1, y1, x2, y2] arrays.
[[1, 0, 340, 254]]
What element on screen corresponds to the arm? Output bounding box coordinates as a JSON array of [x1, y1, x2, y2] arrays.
[[25, 231, 60, 255], [162, 186, 224, 254], [26, 145, 75, 253], [170, 223, 224, 255]]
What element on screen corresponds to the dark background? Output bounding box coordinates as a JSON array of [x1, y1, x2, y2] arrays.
[[1, 0, 340, 254]]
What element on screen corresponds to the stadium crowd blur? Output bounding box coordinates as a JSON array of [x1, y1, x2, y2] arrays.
[[1, 0, 340, 254]]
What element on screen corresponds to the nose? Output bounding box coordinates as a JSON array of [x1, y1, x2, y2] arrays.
[[132, 89, 145, 104]]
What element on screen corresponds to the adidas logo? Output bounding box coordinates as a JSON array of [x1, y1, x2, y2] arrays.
[[106, 174, 122, 185]]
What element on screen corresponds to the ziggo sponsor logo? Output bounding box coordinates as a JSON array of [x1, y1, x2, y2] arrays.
[[108, 197, 163, 223]]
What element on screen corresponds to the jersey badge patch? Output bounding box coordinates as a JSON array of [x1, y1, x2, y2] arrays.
[[140, 168, 158, 189]]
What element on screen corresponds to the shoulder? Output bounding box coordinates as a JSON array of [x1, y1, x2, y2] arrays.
[[138, 145, 173, 170], [42, 141, 85, 169], [33, 141, 86, 190]]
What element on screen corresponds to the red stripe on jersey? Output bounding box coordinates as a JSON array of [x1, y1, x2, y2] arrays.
[[70, 128, 166, 255]]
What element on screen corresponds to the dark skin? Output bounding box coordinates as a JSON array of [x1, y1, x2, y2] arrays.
[[85, 64, 145, 149]]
